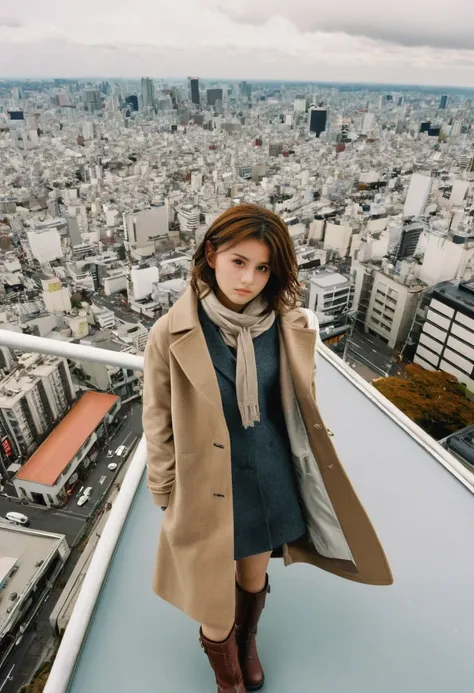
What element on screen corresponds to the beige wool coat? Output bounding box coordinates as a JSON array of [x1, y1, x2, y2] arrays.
[[143, 286, 393, 629]]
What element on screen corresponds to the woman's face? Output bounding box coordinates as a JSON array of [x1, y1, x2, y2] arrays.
[[206, 237, 272, 312]]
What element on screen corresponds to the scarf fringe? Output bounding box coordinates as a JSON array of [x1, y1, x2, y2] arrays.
[[239, 403, 261, 429]]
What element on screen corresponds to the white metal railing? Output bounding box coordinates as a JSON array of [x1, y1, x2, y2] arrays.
[[44, 437, 147, 693], [0, 327, 472, 693], [0, 330, 144, 371]]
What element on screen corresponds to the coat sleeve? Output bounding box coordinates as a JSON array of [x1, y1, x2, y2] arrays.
[[142, 323, 175, 508]]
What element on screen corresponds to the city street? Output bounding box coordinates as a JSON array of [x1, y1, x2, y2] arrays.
[[344, 330, 401, 378], [0, 400, 144, 693]]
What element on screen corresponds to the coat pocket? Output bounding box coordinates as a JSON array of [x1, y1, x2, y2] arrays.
[[292, 453, 354, 562]]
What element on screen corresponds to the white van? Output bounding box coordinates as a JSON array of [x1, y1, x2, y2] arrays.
[[5, 512, 29, 526], [115, 445, 126, 457]]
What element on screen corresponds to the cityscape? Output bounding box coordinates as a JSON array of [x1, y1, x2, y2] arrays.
[[0, 72, 474, 692]]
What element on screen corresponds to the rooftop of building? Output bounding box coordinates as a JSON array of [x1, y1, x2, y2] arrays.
[[309, 265, 350, 288], [15, 391, 119, 486], [432, 281, 474, 316], [0, 524, 65, 628]]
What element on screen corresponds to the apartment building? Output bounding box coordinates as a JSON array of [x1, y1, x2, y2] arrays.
[[352, 260, 424, 349], [0, 354, 76, 462], [414, 281, 474, 394]]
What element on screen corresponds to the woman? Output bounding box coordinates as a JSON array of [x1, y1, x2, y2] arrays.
[[143, 204, 393, 692]]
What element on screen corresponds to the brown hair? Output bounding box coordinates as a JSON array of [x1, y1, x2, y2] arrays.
[[190, 203, 301, 313]]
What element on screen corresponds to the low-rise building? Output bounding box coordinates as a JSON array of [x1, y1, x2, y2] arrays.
[[13, 391, 120, 506], [307, 266, 352, 317], [0, 524, 69, 668]]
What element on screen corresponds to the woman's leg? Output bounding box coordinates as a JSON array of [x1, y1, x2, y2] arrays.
[[200, 586, 244, 691], [235, 551, 272, 690], [201, 622, 234, 642], [236, 550, 272, 592]]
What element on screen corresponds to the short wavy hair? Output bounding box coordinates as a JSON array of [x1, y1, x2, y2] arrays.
[[190, 203, 301, 313]]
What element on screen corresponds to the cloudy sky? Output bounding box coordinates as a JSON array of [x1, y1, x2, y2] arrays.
[[1, 0, 474, 86]]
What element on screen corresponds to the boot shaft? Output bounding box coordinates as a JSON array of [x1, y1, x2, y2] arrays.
[[200, 625, 247, 693]]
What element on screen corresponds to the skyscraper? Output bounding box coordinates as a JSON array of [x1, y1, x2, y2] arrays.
[[141, 78, 155, 110], [308, 106, 327, 137], [207, 88, 223, 107], [83, 89, 102, 113], [189, 77, 200, 106], [439, 94, 448, 110], [125, 95, 139, 112]]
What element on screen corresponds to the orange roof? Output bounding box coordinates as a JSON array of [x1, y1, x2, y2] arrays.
[[15, 391, 120, 486]]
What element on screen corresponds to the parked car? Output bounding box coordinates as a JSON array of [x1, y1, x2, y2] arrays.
[[107, 463, 118, 471], [77, 495, 89, 507], [5, 512, 29, 526], [115, 445, 126, 457]]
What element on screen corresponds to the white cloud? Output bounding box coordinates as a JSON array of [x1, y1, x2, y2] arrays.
[[214, 0, 474, 50], [0, 0, 473, 85]]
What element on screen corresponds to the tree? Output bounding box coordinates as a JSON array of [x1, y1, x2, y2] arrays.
[[372, 364, 474, 440]]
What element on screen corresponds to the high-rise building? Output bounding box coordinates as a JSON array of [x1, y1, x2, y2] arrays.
[[125, 95, 139, 111], [207, 88, 223, 107], [123, 205, 169, 249], [239, 81, 251, 101], [83, 89, 101, 113], [189, 77, 200, 106], [403, 173, 432, 218], [308, 106, 327, 137], [439, 94, 448, 110], [141, 78, 155, 110], [414, 282, 474, 392]]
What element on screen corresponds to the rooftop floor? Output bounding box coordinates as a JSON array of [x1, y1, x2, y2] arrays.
[[66, 353, 474, 693]]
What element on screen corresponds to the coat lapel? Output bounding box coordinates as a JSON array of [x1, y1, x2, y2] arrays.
[[168, 287, 227, 422], [280, 311, 316, 399], [199, 308, 237, 385]]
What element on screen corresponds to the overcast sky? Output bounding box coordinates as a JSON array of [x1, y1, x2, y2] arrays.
[[1, 0, 474, 86]]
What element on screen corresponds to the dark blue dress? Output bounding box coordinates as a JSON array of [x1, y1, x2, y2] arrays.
[[199, 305, 307, 560]]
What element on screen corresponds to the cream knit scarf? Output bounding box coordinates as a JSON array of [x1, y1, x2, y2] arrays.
[[200, 290, 276, 428]]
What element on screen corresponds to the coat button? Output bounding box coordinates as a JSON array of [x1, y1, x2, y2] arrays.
[[213, 442, 225, 449]]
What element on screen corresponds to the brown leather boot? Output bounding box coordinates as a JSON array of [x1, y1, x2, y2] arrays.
[[199, 625, 247, 692], [235, 575, 270, 691]]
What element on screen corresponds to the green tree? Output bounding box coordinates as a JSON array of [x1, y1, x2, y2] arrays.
[[373, 364, 474, 439]]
